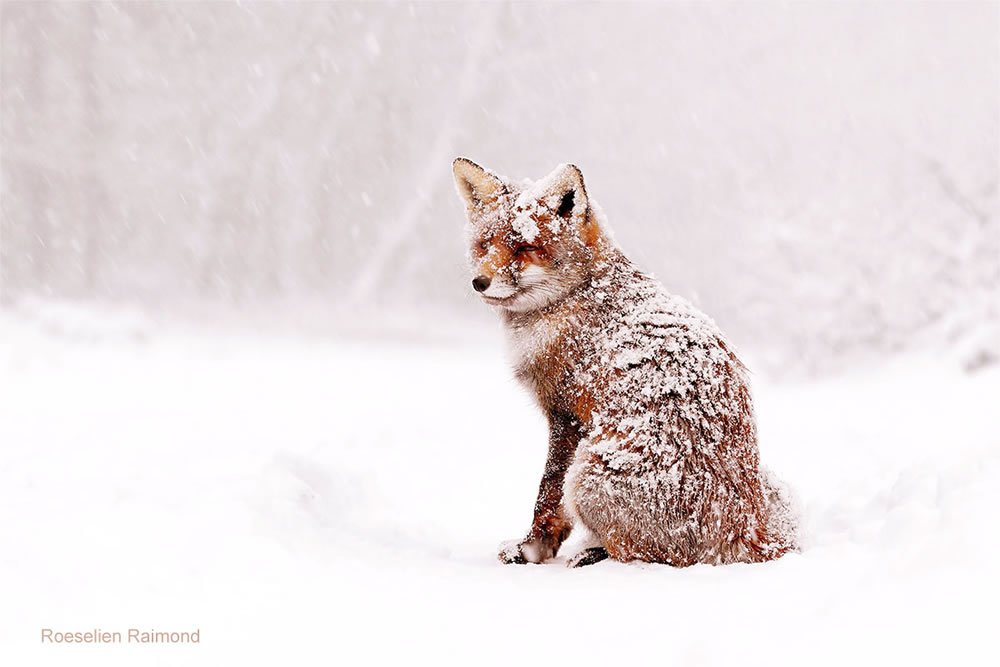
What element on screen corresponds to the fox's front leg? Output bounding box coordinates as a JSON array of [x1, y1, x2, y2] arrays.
[[499, 411, 582, 564]]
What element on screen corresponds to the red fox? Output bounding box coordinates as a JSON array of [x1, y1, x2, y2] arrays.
[[453, 158, 798, 567]]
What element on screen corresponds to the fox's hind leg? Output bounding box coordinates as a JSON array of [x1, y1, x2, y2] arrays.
[[563, 436, 652, 565]]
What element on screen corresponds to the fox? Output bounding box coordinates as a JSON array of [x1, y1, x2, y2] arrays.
[[452, 157, 798, 568]]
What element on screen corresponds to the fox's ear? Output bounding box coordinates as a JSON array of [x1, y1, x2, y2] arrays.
[[453, 157, 504, 208], [536, 163, 588, 220]]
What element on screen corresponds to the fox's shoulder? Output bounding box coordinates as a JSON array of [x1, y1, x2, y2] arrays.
[[598, 265, 725, 337]]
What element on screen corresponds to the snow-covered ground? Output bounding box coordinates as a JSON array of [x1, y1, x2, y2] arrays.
[[1, 305, 998, 665]]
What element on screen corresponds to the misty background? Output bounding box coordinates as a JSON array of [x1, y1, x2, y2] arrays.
[[2, 1, 997, 376]]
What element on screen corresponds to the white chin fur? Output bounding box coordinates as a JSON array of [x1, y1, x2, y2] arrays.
[[497, 286, 563, 313], [480, 281, 516, 299]]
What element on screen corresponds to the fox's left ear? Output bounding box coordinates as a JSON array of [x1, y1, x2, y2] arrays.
[[453, 157, 505, 209], [537, 163, 588, 220]]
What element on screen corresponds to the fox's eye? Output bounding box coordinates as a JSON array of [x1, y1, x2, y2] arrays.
[[515, 245, 541, 255], [478, 241, 488, 251]]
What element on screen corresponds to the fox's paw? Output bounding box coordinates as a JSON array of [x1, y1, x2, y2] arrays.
[[566, 546, 609, 568], [497, 539, 527, 564], [497, 537, 557, 565]]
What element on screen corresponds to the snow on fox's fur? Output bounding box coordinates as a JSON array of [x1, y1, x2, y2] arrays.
[[453, 158, 797, 567]]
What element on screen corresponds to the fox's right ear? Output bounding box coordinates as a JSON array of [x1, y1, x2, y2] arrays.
[[453, 157, 504, 209]]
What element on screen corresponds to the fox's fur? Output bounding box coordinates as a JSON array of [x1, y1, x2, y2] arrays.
[[453, 158, 797, 567]]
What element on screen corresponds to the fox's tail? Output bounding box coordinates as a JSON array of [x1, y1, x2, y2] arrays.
[[759, 466, 801, 554]]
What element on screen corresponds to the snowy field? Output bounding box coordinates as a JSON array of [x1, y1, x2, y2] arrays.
[[1, 305, 997, 666]]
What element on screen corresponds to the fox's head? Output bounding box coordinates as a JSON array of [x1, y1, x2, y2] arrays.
[[452, 158, 610, 313]]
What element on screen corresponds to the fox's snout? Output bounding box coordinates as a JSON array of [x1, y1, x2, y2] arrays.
[[472, 275, 491, 293]]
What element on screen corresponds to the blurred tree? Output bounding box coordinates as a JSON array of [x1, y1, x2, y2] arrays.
[[1, 2, 51, 299], [79, 0, 108, 295]]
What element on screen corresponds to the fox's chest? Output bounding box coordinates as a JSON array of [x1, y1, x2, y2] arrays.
[[506, 315, 560, 370], [505, 315, 594, 416]]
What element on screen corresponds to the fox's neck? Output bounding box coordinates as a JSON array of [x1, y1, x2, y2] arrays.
[[500, 243, 635, 412], [501, 244, 631, 329]]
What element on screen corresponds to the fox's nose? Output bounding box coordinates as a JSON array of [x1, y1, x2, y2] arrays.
[[472, 275, 491, 293]]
